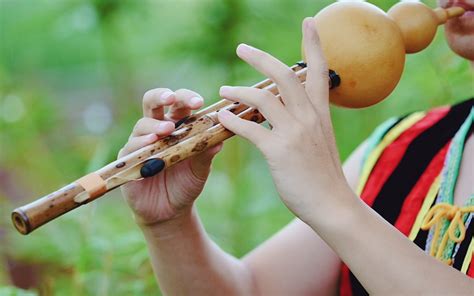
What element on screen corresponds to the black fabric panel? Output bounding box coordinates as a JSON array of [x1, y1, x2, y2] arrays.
[[349, 272, 369, 296], [371, 99, 472, 225], [413, 195, 438, 249]]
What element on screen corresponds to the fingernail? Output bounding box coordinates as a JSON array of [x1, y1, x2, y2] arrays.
[[161, 91, 174, 103], [236, 43, 253, 57], [190, 96, 203, 107], [219, 86, 231, 96]]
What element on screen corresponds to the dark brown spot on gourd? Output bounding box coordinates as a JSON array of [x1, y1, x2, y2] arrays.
[[192, 141, 208, 152], [251, 115, 259, 122], [150, 149, 155, 154], [234, 102, 239, 105], [170, 155, 180, 163], [253, 109, 259, 114], [229, 108, 236, 113], [115, 162, 126, 168]]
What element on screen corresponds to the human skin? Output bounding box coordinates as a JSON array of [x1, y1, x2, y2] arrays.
[[439, 0, 474, 60], [119, 2, 474, 295]]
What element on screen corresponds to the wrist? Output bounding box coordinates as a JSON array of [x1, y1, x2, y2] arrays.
[[301, 181, 360, 229], [138, 205, 197, 240]]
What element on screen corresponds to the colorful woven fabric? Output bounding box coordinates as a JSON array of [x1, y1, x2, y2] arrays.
[[339, 98, 474, 296]]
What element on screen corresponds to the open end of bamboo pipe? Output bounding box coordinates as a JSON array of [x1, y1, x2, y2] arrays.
[[12, 210, 30, 235]]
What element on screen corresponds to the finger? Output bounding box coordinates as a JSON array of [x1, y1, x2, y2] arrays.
[[235, 43, 312, 117], [166, 89, 204, 121], [143, 88, 176, 119], [118, 134, 158, 158], [302, 18, 342, 172], [219, 86, 291, 129], [302, 17, 329, 108], [189, 143, 223, 181], [131, 117, 175, 137], [218, 109, 270, 150]]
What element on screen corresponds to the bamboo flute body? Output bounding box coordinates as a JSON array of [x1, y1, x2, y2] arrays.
[[11, 64, 307, 235]]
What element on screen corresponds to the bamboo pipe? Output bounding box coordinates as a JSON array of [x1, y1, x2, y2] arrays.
[[11, 64, 309, 235]]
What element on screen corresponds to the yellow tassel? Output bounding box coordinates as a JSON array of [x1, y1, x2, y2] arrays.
[[421, 203, 474, 262]]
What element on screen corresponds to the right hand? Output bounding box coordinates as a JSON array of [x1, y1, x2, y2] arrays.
[[119, 88, 223, 226]]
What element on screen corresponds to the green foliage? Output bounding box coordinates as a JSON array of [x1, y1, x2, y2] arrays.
[[0, 0, 472, 294], [0, 287, 37, 296]]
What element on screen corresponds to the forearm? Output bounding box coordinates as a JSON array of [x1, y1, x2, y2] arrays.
[[140, 205, 256, 296], [304, 186, 473, 295]]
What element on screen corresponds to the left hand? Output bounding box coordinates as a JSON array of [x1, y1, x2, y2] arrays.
[[217, 17, 352, 221]]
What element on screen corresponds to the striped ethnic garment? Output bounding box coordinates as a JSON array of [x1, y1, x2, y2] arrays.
[[339, 98, 474, 296]]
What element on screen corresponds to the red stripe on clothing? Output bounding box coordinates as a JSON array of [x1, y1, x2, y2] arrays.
[[360, 107, 450, 207], [393, 141, 451, 235], [468, 257, 474, 277], [339, 264, 352, 296]]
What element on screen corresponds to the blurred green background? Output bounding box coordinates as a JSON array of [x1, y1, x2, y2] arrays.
[[0, 0, 472, 294]]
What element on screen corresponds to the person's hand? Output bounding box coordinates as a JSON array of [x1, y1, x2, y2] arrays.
[[217, 18, 351, 222], [119, 89, 222, 226]]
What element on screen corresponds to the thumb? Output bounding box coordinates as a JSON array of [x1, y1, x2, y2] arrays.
[[189, 143, 223, 180]]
